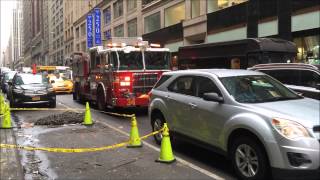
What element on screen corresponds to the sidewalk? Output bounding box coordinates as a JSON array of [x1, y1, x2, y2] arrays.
[[0, 117, 24, 180]]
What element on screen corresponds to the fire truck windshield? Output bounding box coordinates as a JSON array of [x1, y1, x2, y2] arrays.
[[144, 51, 170, 70], [117, 51, 143, 70]]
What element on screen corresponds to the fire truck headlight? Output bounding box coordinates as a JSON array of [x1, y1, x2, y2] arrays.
[[120, 81, 130, 86], [124, 76, 130, 81]]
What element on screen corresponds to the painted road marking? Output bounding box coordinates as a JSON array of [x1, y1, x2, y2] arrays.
[[58, 102, 225, 180]]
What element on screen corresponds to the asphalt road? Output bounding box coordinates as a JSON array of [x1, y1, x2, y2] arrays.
[[11, 94, 236, 180]]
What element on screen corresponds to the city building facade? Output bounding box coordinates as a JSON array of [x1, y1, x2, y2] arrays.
[[49, 0, 64, 65], [22, 0, 49, 67], [66, 0, 319, 64], [11, 1, 24, 70]]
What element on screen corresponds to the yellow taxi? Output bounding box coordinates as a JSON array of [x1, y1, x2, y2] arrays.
[[48, 74, 73, 93]]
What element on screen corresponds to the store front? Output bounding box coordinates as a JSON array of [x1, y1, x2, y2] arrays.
[[293, 34, 319, 64]]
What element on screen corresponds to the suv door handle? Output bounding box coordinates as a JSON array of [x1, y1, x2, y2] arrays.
[[165, 95, 174, 100], [188, 103, 197, 109]]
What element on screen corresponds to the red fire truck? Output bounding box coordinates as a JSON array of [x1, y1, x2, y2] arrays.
[[71, 38, 171, 110]]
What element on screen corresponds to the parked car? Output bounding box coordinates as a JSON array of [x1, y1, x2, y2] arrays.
[[1, 71, 17, 93], [149, 69, 319, 180], [48, 74, 73, 93], [248, 63, 320, 100], [8, 73, 56, 108]]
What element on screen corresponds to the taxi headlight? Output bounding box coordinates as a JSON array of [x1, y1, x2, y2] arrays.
[[47, 87, 54, 92], [272, 118, 311, 140]]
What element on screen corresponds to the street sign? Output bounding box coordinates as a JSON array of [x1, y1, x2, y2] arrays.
[[87, 14, 93, 48], [94, 8, 102, 45]]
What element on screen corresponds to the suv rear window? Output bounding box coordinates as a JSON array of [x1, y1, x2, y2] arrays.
[[154, 75, 171, 89]]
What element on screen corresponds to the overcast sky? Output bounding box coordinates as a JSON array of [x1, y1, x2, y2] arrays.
[[0, 0, 17, 65]]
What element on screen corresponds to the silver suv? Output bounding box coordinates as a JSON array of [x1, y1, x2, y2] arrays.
[[149, 69, 319, 180]]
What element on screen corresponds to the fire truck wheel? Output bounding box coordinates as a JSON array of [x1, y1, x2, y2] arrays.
[[97, 87, 105, 111], [72, 91, 76, 100], [75, 85, 84, 103]]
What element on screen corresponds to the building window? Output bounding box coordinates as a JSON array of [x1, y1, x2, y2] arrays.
[[207, 0, 247, 13], [164, 2, 185, 27], [60, 22, 63, 33], [104, 29, 111, 40], [80, 23, 86, 36], [191, 0, 200, 18], [60, 37, 64, 46], [81, 41, 86, 51], [75, 27, 79, 38], [103, 6, 111, 25], [127, 0, 137, 11], [113, 0, 123, 19], [127, 18, 137, 37], [144, 12, 160, 33], [142, 0, 157, 6], [114, 24, 124, 37], [294, 35, 320, 63], [76, 43, 80, 51]]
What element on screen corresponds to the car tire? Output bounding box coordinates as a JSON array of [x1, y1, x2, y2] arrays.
[[9, 98, 15, 108], [230, 136, 269, 180], [72, 91, 76, 100], [151, 113, 166, 145], [97, 88, 106, 111], [49, 100, 56, 108], [75, 85, 84, 103]]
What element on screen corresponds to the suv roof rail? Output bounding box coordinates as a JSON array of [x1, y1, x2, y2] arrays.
[[249, 63, 319, 71]]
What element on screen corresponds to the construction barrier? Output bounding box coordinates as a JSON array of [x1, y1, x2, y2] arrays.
[[2, 100, 176, 162], [0, 128, 164, 153]]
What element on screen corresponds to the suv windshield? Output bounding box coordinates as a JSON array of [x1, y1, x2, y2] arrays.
[[16, 74, 48, 85], [117, 51, 143, 70], [145, 51, 170, 70], [220, 75, 301, 103]]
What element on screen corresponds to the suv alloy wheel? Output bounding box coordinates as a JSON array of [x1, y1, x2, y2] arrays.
[[151, 113, 165, 145], [230, 136, 269, 180]]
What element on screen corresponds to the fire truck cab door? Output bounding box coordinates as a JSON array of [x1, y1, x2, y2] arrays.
[[89, 51, 101, 97], [104, 52, 114, 104]]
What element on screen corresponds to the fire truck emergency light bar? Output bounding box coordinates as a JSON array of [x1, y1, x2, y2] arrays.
[[102, 37, 161, 48]]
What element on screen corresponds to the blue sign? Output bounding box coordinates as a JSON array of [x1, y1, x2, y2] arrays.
[[86, 14, 93, 48], [94, 8, 101, 45]]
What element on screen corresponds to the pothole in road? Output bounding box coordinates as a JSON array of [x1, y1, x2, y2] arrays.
[[34, 112, 84, 126]]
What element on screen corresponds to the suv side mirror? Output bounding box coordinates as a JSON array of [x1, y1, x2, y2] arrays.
[[50, 80, 55, 83], [8, 81, 12, 86], [203, 93, 224, 103]]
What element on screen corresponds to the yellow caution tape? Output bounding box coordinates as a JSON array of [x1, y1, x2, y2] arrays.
[[0, 129, 164, 153], [96, 111, 134, 118], [10, 108, 85, 111]]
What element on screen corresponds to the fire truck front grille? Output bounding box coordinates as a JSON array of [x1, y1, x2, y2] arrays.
[[133, 73, 158, 94]]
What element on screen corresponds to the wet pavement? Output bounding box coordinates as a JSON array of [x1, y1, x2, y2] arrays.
[[1, 97, 224, 180]]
